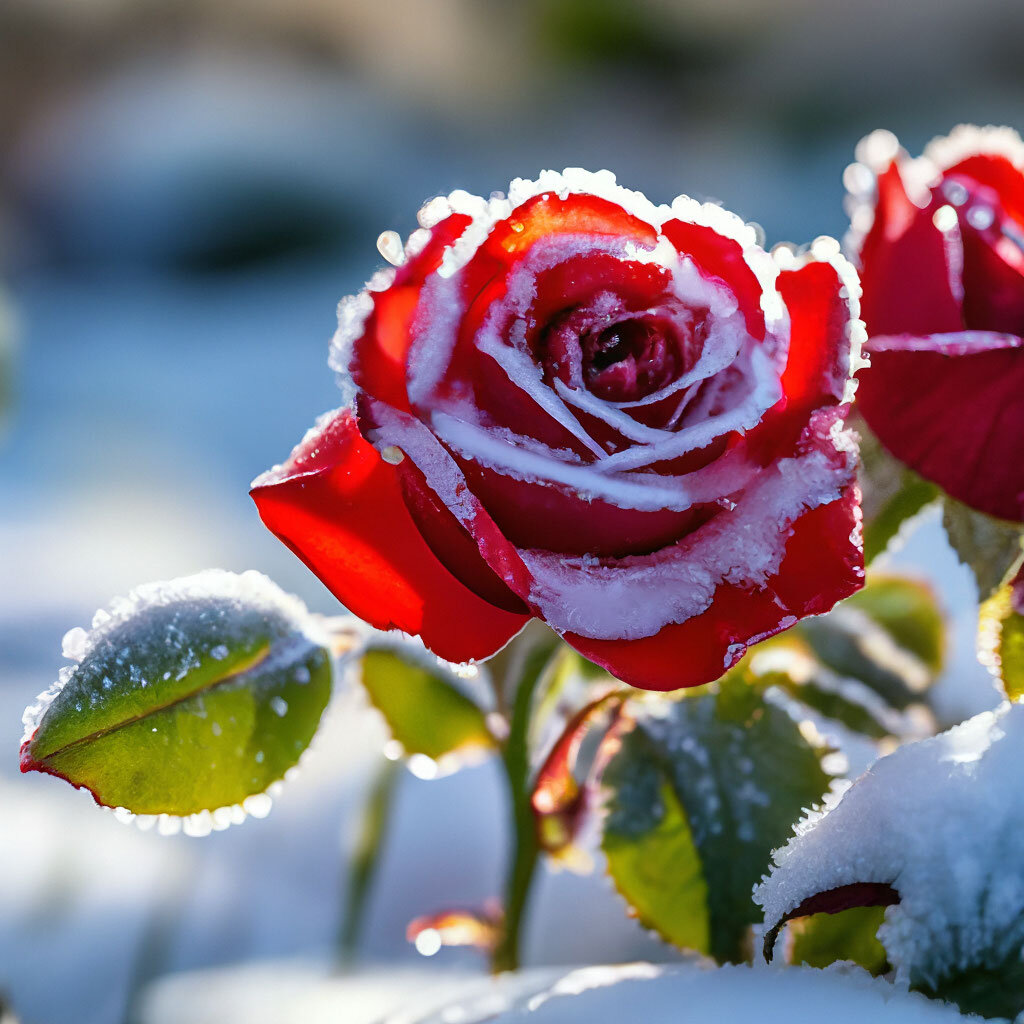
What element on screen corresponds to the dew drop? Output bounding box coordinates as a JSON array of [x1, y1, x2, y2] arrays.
[[968, 205, 995, 231], [61, 627, 89, 662], [933, 205, 958, 232], [210, 644, 229, 661], [408, 753, 438, 780], [376, 230, 406, 266], [270, 696, 289, 718], [414, 928, 442, 956], [244, 793, 273, 819], [943, 180, 969, 207]]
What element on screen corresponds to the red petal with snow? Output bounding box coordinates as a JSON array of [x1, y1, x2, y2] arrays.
[[661, 218, 767, 341], [250, 409, 529, 662], [351, 213, 473, 414], [857, 332, 1024, 522], [562, 487, 863, 690], [749, 258, 856, 462]]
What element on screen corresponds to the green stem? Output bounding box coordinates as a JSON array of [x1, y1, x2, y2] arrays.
[[490, 637, 558, 973], [338, 755, 402, 965]]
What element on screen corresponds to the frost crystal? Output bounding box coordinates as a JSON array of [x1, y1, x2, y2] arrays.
[[756, 702, 1024, 990]]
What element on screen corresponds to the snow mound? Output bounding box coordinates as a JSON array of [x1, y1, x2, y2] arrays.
[[410, 962, 976, 1023], [756, 702, 1024, 990]]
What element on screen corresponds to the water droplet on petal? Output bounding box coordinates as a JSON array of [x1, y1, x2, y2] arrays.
[[968, 205, 995, 231], [376, 230, 405, 266], [933, 205, 958, 232]]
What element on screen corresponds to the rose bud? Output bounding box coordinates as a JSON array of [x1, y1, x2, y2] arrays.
[[252, 170, 864, 690], [849, 126, 1024, 523]]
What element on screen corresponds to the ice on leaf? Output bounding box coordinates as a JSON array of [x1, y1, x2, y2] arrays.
[[21, 570, 333, 822]]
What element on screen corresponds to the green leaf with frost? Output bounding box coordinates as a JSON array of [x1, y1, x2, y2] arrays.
[[358, 646, 495, 761], [602, 672, 832, 963], [21, 570, 332, 818], [942, 497, 1024, 600]]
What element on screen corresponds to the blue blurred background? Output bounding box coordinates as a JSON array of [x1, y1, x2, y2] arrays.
[[0, 2, 1016, 1021]]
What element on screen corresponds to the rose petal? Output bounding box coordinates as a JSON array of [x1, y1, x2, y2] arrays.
[[562, 485, 863, 690], [661, 218, 767, 341], [250, 409, 529, 662], [857, 331, 1024, 522], [859, 162, 964, 337], [349, 213, 474, 414], [748, 257, 858, 461], [943, 152, 1024, 225]]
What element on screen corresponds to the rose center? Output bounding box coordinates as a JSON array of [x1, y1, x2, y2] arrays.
[[583, 318, 682, 402]]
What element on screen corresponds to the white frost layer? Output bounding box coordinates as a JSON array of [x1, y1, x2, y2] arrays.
[[521, 441, 852, 640], [411, 962, 975, 1024], [756, 701, 1024, 989]]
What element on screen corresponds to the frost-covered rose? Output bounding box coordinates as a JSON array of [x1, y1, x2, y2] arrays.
[[849, 126, 1024, 522], [252, 170, 864, 690]]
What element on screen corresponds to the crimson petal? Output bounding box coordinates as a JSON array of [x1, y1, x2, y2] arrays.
[[859, 162, 964, 337], [857, 332, 1024, 522], [250, 409, 529, 662]]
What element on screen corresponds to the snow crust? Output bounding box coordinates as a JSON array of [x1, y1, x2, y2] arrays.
[[410, 962, 976, 1024], [756, 701, 1024, 990]]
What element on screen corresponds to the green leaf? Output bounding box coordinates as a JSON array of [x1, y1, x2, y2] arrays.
[[761, 666, 891, 740], [917, 955, 1024, 1020], [863, 472, 940, 564], [846, 574, 945, 676], [358, 646, 495, 761], [21, 570, 332, 819], [856, 415, 939, 563], [942, 497, 1024, 600], [795, 573, 944, 712], [602, 676, 832, 963], [978, 558, 1024, 701], [788, 905, 889, 973]]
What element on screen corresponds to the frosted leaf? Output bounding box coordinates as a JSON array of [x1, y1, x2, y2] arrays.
[[21, 569, 333, 826], [602, 674, 832, 962], [756, 702, 1024, 1010]]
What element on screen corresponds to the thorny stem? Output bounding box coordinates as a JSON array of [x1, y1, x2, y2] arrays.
[[338, 755, 402, 964], [490, 633, 560, 973]]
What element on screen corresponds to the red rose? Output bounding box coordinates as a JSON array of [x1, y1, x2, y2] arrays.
[[252, 170, 864, 690], [850, 126, 1024, 522]]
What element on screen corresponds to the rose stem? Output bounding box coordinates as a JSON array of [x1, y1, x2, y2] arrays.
[[491, 634, 559, 973], [337, 754, 402, 965]]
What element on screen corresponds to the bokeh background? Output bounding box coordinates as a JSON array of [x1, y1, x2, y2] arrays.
[[0, 2, 1017, 1021]]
